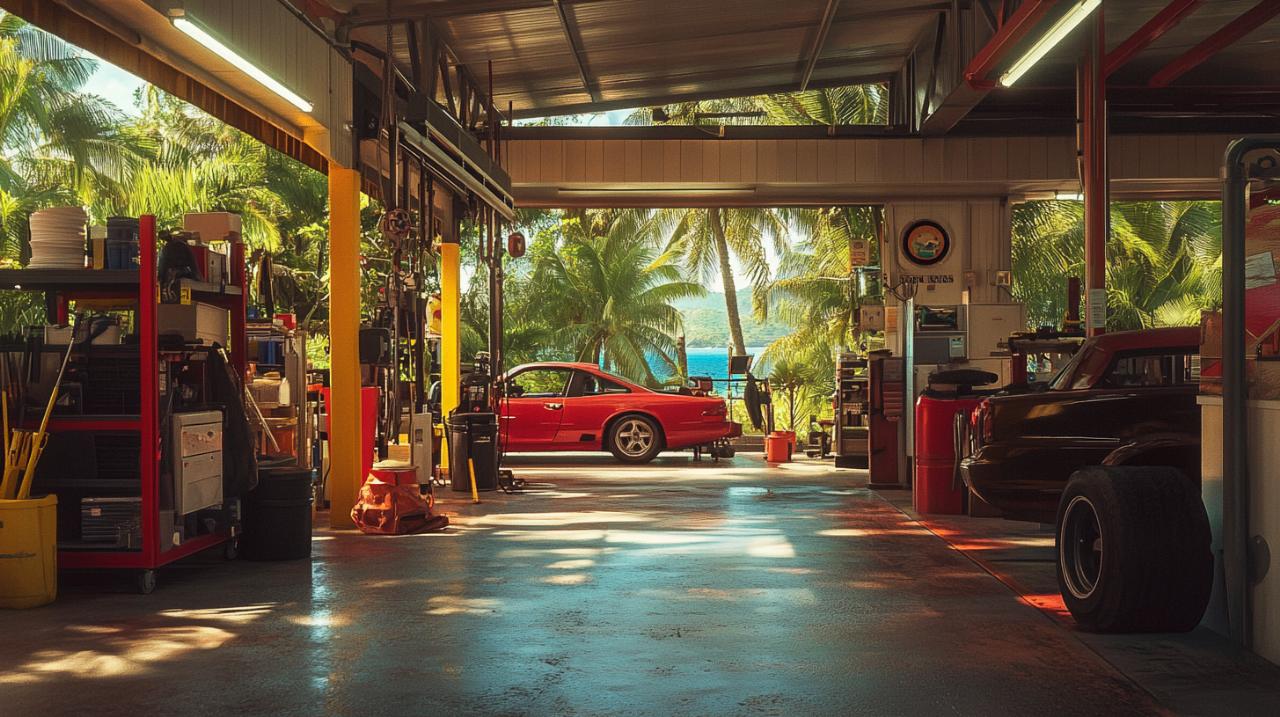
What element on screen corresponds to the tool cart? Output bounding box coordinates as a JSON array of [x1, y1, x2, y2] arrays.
[[0, 215, 248, 593]]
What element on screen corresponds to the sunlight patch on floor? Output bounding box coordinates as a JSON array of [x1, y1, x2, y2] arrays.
[[425, 596, 502, 616]]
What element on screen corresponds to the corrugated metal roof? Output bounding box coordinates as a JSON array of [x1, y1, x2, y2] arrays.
[[343, 0, 942, 116], [336, 0, 1280, 120]]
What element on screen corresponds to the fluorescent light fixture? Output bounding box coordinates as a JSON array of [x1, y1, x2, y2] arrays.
[[172, 16, 313, 112], [1055, 191, 1084, 201], [999, 0, 1101, 87]]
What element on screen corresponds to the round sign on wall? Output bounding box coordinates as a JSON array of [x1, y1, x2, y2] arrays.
[[902, 220, 951, 266]]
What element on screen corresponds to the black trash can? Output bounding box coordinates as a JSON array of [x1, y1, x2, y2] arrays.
[[241, 465, 313, 560], [447, 412, 499, 492]]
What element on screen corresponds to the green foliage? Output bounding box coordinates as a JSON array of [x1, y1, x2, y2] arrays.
[[1011, 200, 1221, 331], [527, 210, 704, 385]]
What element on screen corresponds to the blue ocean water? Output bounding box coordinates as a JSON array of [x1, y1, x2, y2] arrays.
[[652, 346, 769, 383]]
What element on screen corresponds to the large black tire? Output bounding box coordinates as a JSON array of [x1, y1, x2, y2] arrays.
[[606, 414, 663, 464], [1055, 466, 1212, 633]]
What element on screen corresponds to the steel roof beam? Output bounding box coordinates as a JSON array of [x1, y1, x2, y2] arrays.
[[962, 0, 1058, 88], [1149, 0, 1280, 88], [1103, 0, 1202, 79], [550, 0, 598, 103], [800, 0, 841, 91]]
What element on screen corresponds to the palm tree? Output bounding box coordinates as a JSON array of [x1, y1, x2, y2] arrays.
[[532, 210, 704, 384], [762, 206, 882, 360], [658, 206, 787, 356], [757, 84, 889, 127], [110, 89, 286, 248], [0, 13, 138, 261], [1011, 200, 1221, 331]]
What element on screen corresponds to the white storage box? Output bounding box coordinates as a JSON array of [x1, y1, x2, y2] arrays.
[[158, 302, 229, 346]]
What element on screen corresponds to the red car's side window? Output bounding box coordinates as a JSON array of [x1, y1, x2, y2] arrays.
[[509, 369, 571, 398]]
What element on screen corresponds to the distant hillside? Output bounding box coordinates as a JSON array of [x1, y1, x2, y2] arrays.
[[675, 292, 791, 348]]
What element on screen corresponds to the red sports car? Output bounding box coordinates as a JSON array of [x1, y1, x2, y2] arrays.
[[499, 362, 741, 463]]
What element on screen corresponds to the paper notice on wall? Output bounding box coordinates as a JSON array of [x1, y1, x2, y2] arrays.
[[850, 238, 870, 267], [1245, 251, 1277, 290], [1087, 288, 1107, 329]]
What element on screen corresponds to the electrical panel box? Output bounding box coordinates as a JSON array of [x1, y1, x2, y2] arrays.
[[172, 410, 224, 515]]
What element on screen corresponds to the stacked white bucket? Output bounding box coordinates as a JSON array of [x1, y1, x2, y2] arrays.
[[28, 206, 86, 269]]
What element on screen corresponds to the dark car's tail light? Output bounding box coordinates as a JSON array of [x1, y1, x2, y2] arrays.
[[972, 399, 993, 446]]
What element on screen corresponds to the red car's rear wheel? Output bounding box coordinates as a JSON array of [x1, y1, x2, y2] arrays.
[[608, 415, 662, 464]]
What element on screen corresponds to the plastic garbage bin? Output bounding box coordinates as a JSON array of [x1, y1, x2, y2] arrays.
[[0, 495, 57, 608], [242, 466, 313, 560], [447, 412, 498, 492], [765, 431, 793, 463]]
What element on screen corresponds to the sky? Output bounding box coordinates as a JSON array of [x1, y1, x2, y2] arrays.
[[87, 61, 147, 115]]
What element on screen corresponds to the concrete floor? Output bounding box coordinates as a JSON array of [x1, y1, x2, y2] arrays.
[[0, 454, 1271, 715]]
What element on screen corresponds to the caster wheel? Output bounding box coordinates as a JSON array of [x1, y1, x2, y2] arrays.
[[223, 539, 239, 561], [136, 569, 157, 595]]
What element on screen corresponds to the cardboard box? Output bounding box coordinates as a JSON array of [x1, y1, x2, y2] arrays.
[[183, 212, 242, 243], [158, 302, 229, 347]]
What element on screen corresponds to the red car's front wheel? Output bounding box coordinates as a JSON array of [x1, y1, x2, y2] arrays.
[[608, 415, 663, 464]]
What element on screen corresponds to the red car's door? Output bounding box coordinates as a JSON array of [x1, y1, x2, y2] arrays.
[[554, 370, 636, 447], [501, 367, 572, 451]]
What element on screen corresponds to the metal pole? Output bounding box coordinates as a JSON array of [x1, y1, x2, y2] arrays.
[[1082, 10, 1108, 337], [1220, 137, 1280, 649]]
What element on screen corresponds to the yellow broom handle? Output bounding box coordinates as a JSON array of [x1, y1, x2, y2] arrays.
[[468, 457, 480, 504], [18, 334, 76, 499]]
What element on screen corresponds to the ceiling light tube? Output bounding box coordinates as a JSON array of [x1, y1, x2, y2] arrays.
[[999, 0, 1102, 87], [172, 16, 314, 112]]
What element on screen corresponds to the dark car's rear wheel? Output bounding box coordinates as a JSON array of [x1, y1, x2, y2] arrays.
[[607, 415, 663, 464], [1055, 465, 1212, 633]]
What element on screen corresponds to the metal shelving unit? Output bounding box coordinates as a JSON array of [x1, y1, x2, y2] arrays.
[[834, 353, 870, 469], [2, 215, 247, 588]]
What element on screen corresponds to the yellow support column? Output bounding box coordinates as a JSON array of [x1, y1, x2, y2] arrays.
[[439, 240, 461, 475], [328, 166, 361, 529]]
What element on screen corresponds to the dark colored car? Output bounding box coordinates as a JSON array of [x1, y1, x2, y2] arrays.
[[960, 327, 1212, 634], [961, 326, 1201, 523]]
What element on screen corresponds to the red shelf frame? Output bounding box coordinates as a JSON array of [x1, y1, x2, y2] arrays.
[[23, 214, 248, 574]]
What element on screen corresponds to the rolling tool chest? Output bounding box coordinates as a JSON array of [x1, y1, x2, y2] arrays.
[[0, 215, 248, 592]]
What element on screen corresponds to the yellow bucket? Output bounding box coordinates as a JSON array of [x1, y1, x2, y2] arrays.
[[0, 495, 57, 608]]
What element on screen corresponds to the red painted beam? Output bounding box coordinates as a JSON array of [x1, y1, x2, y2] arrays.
[[964, 0, 1059, 88], [1103, 0, 1203, 78], [1082, 10, 1107, 337], [1149, 0, 1280, 87]]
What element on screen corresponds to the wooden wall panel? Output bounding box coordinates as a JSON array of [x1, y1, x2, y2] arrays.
[[662, 141, 682, 181], [836, 141, 856, 183], [506, 134, 1231, 202], [564, 140, 586, 182], [757, 140, 778, 182], [584, 139, 604, 183], [602, 140, 626, 182], [624, 140, 643, 182], [720, 141, 743, 182], [796, 140, 818, 183], [540, 140, 563, 182], [777, 139, 798, 182], [680, 141, 702, 182], [641, 140, 664, 182], [702, 141, 721, 180]]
